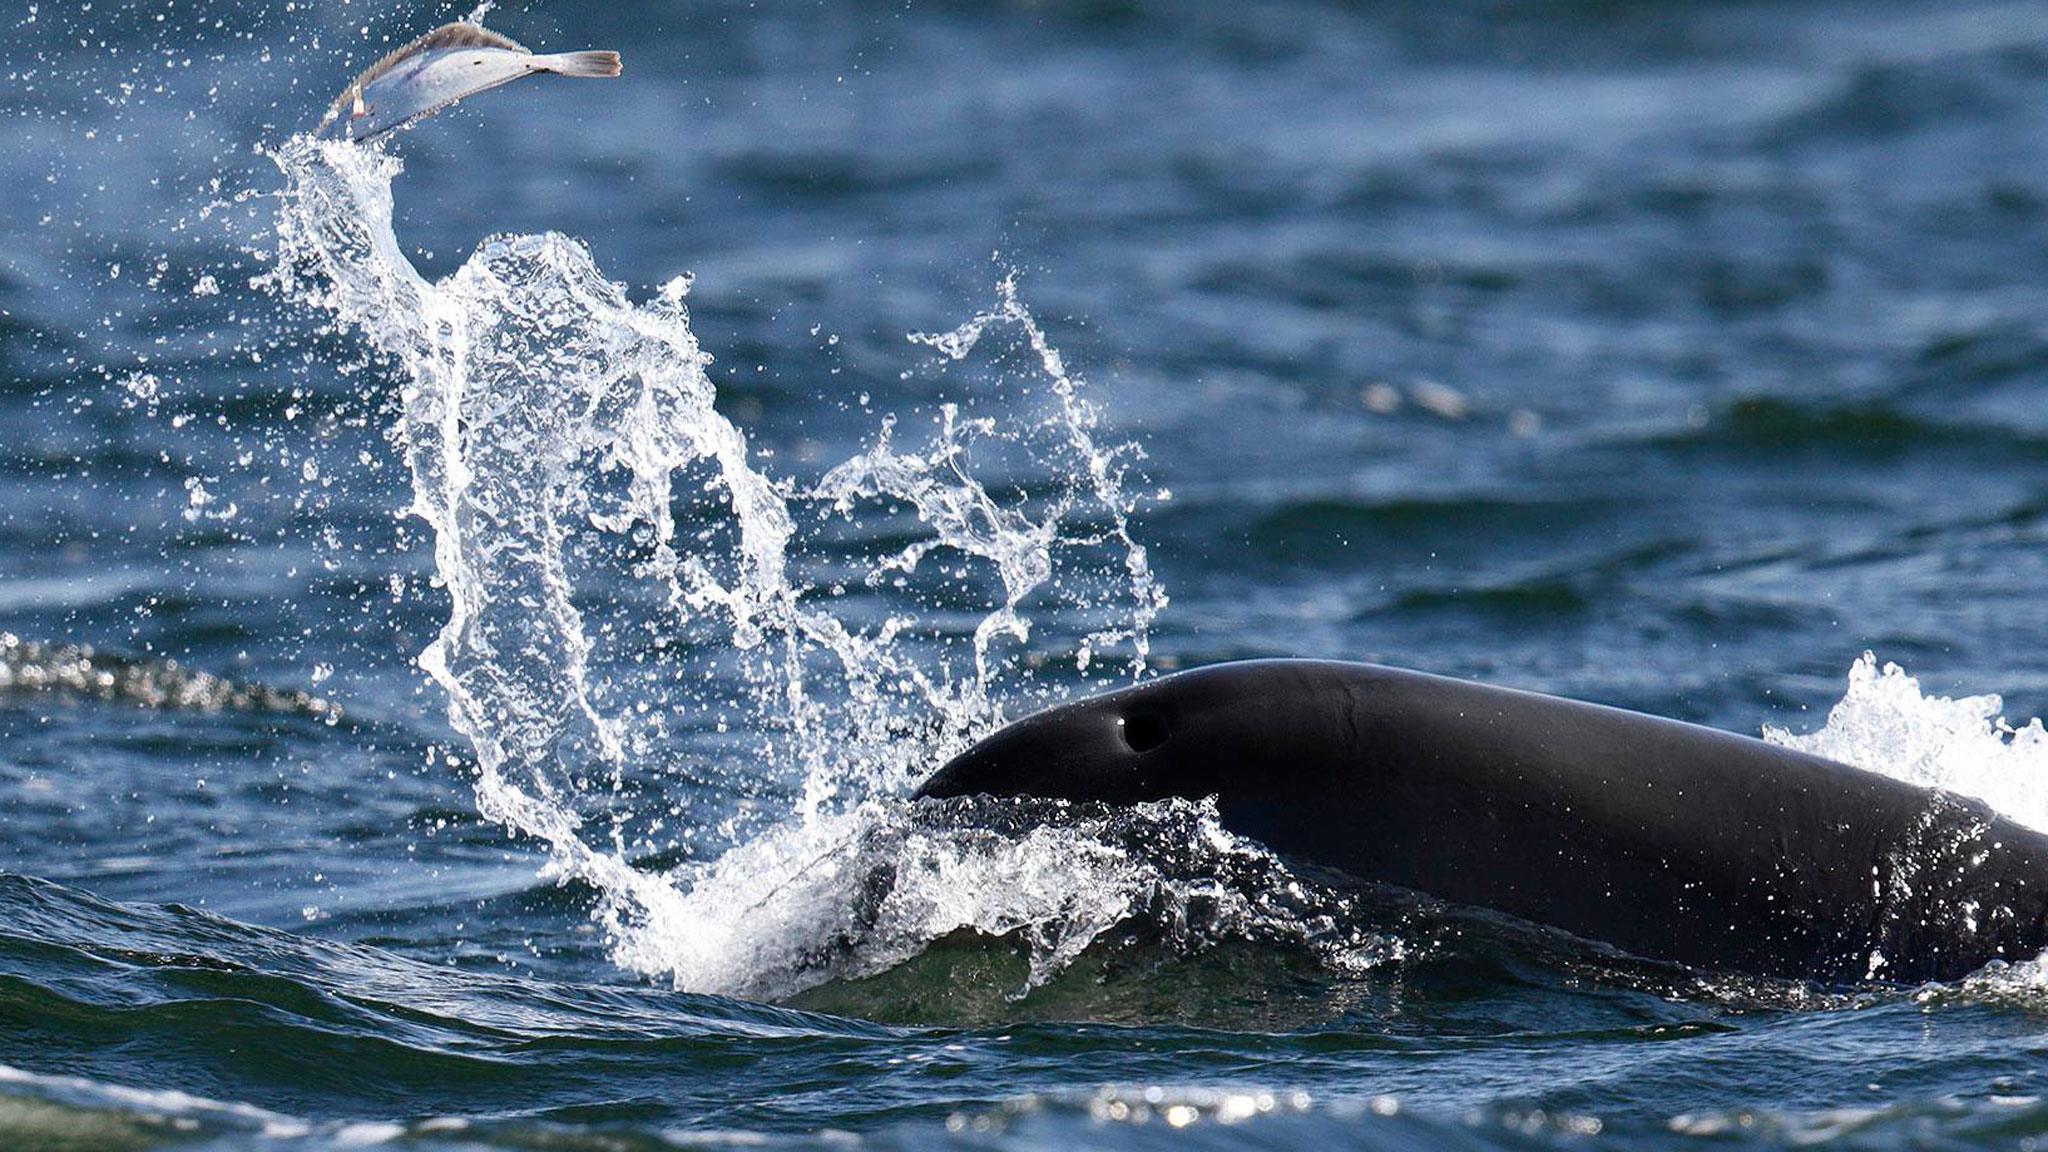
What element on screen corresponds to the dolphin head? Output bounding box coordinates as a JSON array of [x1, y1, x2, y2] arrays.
[[914, 660, 1358, 804]]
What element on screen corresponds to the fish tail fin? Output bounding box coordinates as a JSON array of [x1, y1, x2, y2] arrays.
[[532, 50, 621, 79]]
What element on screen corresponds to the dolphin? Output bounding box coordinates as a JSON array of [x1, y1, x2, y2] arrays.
[[314, 22, 621, 144], [915, 660, 2048, 983]]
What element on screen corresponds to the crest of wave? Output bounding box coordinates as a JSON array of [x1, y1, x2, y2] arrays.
[[1766, 653, 2048, 833], [256, 137, 1237, 997]]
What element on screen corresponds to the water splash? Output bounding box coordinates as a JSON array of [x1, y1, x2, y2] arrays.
[[1766, 653, 2048, 834], [892, 275, 1168, 678], [610, 795, 1405, 1002], [261, 135, 1208, 996]]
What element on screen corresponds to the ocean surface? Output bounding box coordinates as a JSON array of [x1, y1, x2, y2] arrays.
[[6, 0, 2048, 1147]]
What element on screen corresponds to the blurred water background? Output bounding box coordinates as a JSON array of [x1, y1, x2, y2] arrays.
[[6, 1, 2048, 1148]]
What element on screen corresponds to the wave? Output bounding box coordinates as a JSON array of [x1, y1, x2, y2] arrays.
[[1760, 56, 2022, 147], [0, 632, 338, 721], [1635, 395, 2048, 458], [0, 873, 894, 1146]]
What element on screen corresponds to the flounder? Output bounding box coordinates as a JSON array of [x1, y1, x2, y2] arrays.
[[315, 23, 621, 143]]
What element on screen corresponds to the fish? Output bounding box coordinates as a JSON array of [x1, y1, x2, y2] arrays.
[[314, 23, 621, 144]]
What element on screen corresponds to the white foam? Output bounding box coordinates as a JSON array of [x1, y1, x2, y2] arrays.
[[608, 795, 1403, 1001], [1766, 653, 2048, 833], [611, 802, 1148, 999], [0, 1062, 313, 1139]]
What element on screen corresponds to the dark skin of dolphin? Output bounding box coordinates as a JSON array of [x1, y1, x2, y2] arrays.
[[915, 660, 2048, 983]]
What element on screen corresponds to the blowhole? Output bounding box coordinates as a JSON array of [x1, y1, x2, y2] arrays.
[[1119, 712, 1169, 754]]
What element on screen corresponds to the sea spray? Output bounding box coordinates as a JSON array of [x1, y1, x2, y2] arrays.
[[261, 136, 1227, 996], [889, 275, 1168, 680], [613, 795, 1407, 1001], [1767, 653, 2048, 834]]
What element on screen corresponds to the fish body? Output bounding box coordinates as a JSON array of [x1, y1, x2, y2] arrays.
[[315, 23, 621, 143]]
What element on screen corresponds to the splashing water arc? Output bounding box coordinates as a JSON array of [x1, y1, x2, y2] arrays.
[[260, 137, 1172, 994]]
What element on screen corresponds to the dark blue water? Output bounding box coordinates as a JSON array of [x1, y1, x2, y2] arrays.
[[7, 0, 2048, 1147]]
